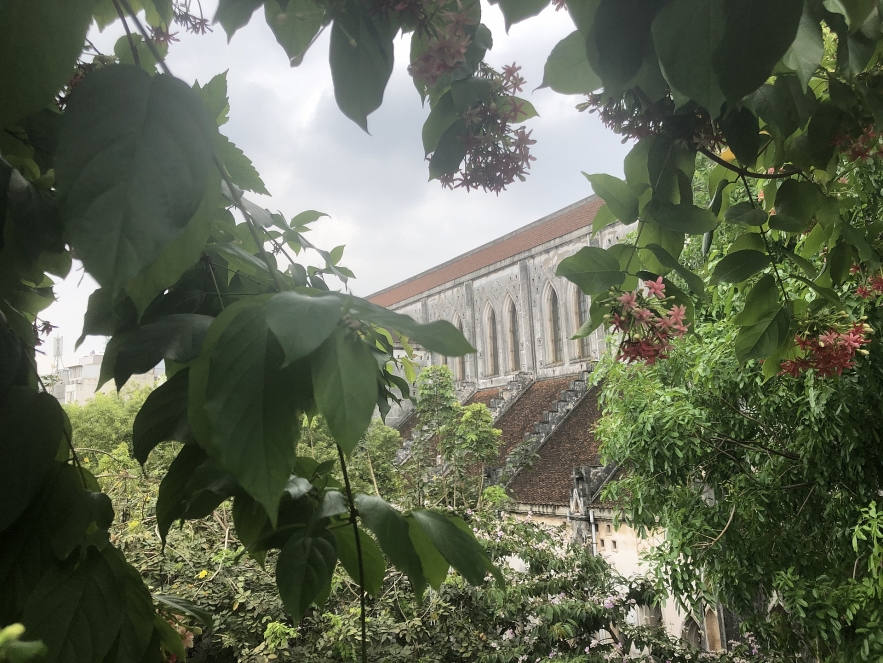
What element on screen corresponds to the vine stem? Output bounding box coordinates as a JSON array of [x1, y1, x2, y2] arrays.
[[112, 0, 141, 69], [699, 146, 800, 180], [740, 173, 789, 303], [337, 445, 368, 663], [118, 0, 285, 292]]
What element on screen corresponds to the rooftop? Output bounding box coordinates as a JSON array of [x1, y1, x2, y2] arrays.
[[368, 197, 602, 307]]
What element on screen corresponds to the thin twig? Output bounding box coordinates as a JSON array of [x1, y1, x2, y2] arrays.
[[205, 254, 226, 310], [795, 484, 816, 519], [119, 0, 170, 74], [703, 504, 736, 550], [112, 0, 141, 69], [337, 446, 367, 663]]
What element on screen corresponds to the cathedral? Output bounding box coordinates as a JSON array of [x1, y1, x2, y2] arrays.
[[369, 196, 734, 651]]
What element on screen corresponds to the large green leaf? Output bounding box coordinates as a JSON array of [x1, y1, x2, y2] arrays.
[[773, 179, 821, 232], [355, 494, 426, 597], [589, 0, 658, 92], [113, 314, 213, 389], [713, 0, 803, 102], [652, 0, 725, 115], [710, 250, 771, 284], [0, 389, 65, 532], [104, 547, 157, 663], [215, 0, 264, 40], [198, 300, 300, 518], [719, 106, 761, 166], [155, 444, 207, 542], [215, 134, 268, 196], [132, 369, 191, 465], [653, 204, 719, 235], [232, 493, 269, 565], [411, 510, 501, 585], [276, 528, 337, 623], [152, 594, 213, 628], [55, 66, 215, 295], [782, 5, 825, 87], [332, 525, 387, 597], [540, 31, 601, 95], [340, 295, 474, 356], [584, 173, 639, 223], [265, 292, 345, 367], [422, 92, 459, 156], [407, 517, 450, 590], [428, 120, 467, 179], [265, 0, 325, 66], [556, 246, 625, 296], [735, 306, 791, 363], [311, 326, 378, 454], [329, 1, 395, 132], [724, 202, 768, 226], [0, 0, 94, 129], [22, 548, 125, 663], [492, 0, 551, 31], [733, 274, 779, 326]]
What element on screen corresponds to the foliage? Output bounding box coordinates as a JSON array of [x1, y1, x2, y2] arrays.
[[596, 286, 883, 659]]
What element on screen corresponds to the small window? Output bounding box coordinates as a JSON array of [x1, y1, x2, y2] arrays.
[[486, 307, 499, 376], [507, 299, 521, 372], [548, 288, 562, 363], [606, 524, 611, 534], [599, 539, 605, 548], [612, 540, 618, 551], [456, 320, 466, 380]]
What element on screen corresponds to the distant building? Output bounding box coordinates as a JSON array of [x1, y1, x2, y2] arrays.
[[51, 351, 163, 405], [371, 197, 734, 651]]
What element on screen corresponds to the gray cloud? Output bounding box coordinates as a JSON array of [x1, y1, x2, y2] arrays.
[[39, 1, 630, 373]]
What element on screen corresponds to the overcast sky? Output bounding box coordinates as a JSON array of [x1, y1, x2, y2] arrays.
[[40, 1, 630, 373]]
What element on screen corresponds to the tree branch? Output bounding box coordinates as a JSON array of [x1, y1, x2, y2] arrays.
[[337, 446, 367, 663], [112, 0, 141, 69], [699, 146, 800, 180]]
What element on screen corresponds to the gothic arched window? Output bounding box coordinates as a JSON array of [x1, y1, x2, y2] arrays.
[[575, 289, 592, 358], [486, 306, 499, 376], [456, 319, 466, 381], [507, 298, 521, 372], [548, 287, 563, 364]]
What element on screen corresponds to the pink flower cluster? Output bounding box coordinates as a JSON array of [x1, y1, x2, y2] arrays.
[[779, 323, 871, 377], [608, 278, 689, 365], [832, 126, 883, 162], [407, 5, 476, 86], [854, 272, 883, 299]]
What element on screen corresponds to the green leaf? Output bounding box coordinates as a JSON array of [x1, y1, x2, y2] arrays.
[[331, 526, 387, 597], [355, 494, 426, 597], [0, 0, 94, 129], [589, 0, 658, 92], [232, 493, 269, 564], [713, 0, 803, 102], [824, 0, 875, 30], [724, 202, 768, 226], [540, 31, 601, 95], [411, 510, 501, 586], [638, 218, 685, 275], [55, 66, 215, 295], [827, 240, 853, 286], [653, 204, 719, 235], [198, 300, 300, 519], [0, 389, 64, 532], [194, 72, 230, 127], [733, 274, 779, 326], [311, 326, 377, 454], [583, 173, 639, 224], [492, 0, 551, 31], [782, 6, 825, 87], [407, 517, 449, 590], [341, 295, 474, 356], [429, 120, 467, 179], [735, 306, 791, 363], [103, 547, 157, 663], [773, 179, 821, 232], [152, 614, 185, 660], [652, 0, 725, 115], [719, 106, 761, 166], [114, 314, 212, 389], [556, 246, 625, 296], [124, 172, 222, 315], [133, 369, 191, 465], [790, 274, 841, 305], [215, 134, 269, 196], [264, 0, 325, 65], [215, 0, 264, 40], [643, 244, 705, 296], [22, 548, 125, 663], [155, 444, 206, 542], [422, 92, 459, 156], [710, 250, 771, 284], [152, 594, 213, 628], [591, 204, 618, 235], [329, 1, 395, 132], [751, 75, 816, 138], [266, 292, 345, 366], [276, 528, 337, 623]]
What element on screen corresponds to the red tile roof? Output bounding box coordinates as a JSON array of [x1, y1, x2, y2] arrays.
[[494, 377, 573, 463], [508, 387, 602, 506], [368, 197, 602, 308], [466, 387, 500, 409]]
